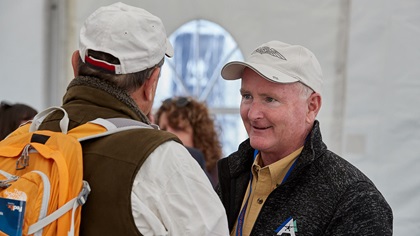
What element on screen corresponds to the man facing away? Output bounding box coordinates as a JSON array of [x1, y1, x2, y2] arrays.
[[39, 2, 229, 235], [217, 40, 392, 235]]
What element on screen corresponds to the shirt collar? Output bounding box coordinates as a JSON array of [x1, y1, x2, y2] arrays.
[[251, 146, 304, 188]]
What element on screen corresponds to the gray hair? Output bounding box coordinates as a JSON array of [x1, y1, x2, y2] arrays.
[[296, 82, 314, 99]]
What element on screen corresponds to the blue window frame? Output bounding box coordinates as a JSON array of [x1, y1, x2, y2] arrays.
[[153, 19, 247, 156]]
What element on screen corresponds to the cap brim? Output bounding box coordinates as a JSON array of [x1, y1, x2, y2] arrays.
[[221, 61, 299, 84], [165, 39, 174, 58]]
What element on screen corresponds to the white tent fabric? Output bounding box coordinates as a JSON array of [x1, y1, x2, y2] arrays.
[[1, 0, 419, 234], [346, 1, 420, 233]]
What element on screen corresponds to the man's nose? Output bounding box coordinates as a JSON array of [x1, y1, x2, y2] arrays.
[[247, 102, 264, 121]]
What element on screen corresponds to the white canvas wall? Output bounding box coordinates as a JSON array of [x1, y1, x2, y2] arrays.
[[345, 0, 420, 233], [0, 0, 48, 110], [1, 0, 419, 234]]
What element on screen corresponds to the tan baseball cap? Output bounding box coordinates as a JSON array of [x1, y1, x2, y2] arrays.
[[221, 40, 323, 94]]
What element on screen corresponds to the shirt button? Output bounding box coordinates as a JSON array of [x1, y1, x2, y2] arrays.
[[257, 198, 264, 204]]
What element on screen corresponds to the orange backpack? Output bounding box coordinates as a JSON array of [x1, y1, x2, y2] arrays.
[[0, 107, 151, 236]]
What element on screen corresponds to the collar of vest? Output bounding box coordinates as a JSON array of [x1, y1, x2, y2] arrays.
[[68, 76, 150, 124]]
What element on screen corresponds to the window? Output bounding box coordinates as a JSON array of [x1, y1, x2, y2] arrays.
[[153, 19, 247, 156]]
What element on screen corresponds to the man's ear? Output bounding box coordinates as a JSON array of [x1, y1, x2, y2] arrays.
[[71, 50, 80, 77], [306, 92, 322, 124], [144, 67, 161, 102]]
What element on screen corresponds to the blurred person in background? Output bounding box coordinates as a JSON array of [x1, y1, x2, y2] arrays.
[[155, 96, 222, 187], [0, 101, 37, 140]]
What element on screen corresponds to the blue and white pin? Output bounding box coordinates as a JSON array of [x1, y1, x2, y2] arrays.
[[275, 217, 298, 236]]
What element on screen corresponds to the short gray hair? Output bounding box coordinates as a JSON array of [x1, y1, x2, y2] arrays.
[[296, 82, 314, 99]]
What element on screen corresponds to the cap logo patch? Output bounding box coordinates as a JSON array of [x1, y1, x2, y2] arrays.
[[252, 46, 287, 60]]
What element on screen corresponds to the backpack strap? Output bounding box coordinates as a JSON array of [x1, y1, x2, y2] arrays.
[[27, 181, 91, 236], [29, 106, 69, 134], [28, 106, 158, 139], [77, 118, 158, 142]]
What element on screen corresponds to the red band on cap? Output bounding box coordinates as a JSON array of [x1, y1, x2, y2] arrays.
[[85, 55, 116, 73]]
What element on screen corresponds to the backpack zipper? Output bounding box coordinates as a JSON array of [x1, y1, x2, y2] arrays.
[[0, 170, 19, 188]]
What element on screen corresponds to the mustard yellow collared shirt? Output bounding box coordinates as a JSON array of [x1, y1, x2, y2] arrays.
[[230, 147, 303, 236]]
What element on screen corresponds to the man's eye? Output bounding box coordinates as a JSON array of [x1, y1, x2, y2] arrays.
[[265, 97, 275, 103], [242, 94, 252, 100]]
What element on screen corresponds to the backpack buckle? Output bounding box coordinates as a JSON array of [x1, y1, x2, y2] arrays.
[[0, 175, 19, 188], [77, 181, 91, 205], [16, 144, 32, 170]]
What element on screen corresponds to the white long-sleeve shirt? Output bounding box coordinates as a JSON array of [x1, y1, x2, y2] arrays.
[[131, 140, 229, 236]]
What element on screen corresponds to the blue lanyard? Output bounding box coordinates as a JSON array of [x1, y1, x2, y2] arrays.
[[235, 150, 297, 236]]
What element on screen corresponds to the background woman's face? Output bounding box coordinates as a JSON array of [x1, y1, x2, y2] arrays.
[[158, 112, 194, 147]]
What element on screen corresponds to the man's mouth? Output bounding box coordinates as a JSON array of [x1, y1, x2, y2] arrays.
[[252, 125, 271, 130]]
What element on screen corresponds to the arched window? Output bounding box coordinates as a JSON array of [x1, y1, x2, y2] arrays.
[[154, 19, 247, 156]]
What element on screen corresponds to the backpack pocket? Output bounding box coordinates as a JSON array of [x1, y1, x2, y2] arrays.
[[0, 170, 53, 236]]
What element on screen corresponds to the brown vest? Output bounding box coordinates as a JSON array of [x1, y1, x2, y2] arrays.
[[78, 128, 178, 235]]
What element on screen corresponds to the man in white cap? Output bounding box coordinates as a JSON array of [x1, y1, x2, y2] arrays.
[[39, 2, 228, 235], [217, 40, 392, 235]]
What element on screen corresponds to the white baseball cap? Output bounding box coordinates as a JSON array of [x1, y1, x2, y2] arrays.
[[79, 2, 173, 74], [221, 40, 323, 94]]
